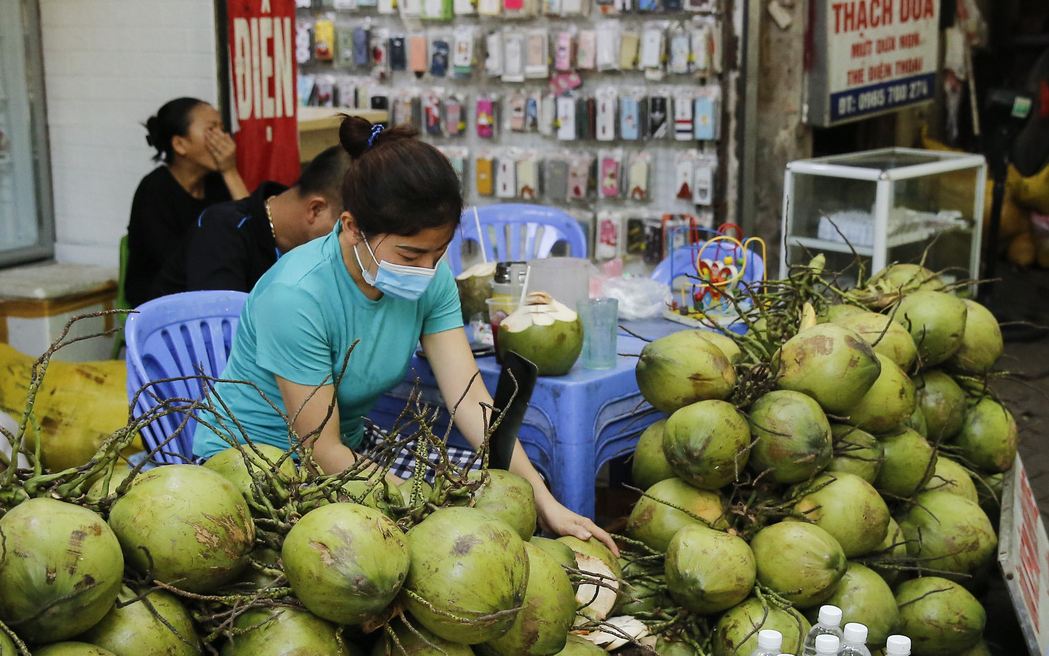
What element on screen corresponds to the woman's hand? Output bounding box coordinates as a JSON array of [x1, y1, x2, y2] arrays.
[[205, 128, 239, 173], [535, 493, 619, 557]]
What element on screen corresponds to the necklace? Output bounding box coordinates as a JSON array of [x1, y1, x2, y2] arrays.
[[264, 197, 278, 243]]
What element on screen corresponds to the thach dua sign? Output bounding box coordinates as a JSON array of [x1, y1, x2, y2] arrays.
[[805, 0, 939, 127], [1000, 453, 1049, 656]]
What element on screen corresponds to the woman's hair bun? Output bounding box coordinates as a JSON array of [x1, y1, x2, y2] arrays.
[[338, 115, 377, 159], [144, 116, 159, 148]]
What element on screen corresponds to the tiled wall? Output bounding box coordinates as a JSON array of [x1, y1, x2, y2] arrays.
[[39, 0, 220, 267]]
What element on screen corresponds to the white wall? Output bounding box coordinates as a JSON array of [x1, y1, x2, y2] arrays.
[[39, 0, 221, 268]]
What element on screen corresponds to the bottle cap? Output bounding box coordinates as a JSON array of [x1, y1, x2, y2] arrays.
[[757, 629, 782, 651], [815, 634, 841, 654], [817, 605, 843, 627], [886, 635, 912, 654], [843, 623, 868, 643]]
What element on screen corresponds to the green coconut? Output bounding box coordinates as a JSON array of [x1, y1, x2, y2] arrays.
[[497, 292, 582, 376], [820, 303, 868, 323], [791, 472, 890, 557], [826, 424, 884, 484], [374, 616, 474, 656], [869, 263, 946, 294], [0, 499, 124, 644], [664, 525, 755, 614], [557, 634, 608, 656], [635, 330, 736, 414], [712, 597, 811, 656], [844, 353, 916, 433], [775, 323, 882, 414], [108, 465, 255, 594], [747, 390, 833, 484], [336, 476, 405, 517], [79, 585, 198, 656], [220, 607, 350, 656], [404, 507, 529, 644], [951, 397, 1018, 473], [913, 370, 967, 442], [902, 405, 929, 438], [631, 419, 675, 491], [894, 577, 984, 656], [456, 262, 498, 323], [615, 569, 670, 617], [481, 542, 576, 656], [34, 645, 117, 656], [954, 641, 993, 656], [85, 465, 136, 503], [662, 400, 751, 490], [399, 477, 433, 509], [920, 457, 979, 502], [239, 546, 283, 591], [874, 427, 937, 499], [626, 477, 727, 553], [696, 331, 742, 364], [556, 536, 622, 579], [750, 521, 847, 608], [946, 299, 1003, 373], [898, 491, 998, 582], [890, 291, 968, 367], [202, 443, 296, 498], [282, 503, 409, 625], [529, 537, 577, 573], [868, 516, 908, 587], [469, 469, 537, 541], [817, 562, 900, 648], [835, 311, 919, 372]]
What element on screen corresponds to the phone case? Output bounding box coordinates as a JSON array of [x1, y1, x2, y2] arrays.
[[576, 31, 597, 69], [664, 0, 683, 10], [477, 98, 495, 138], [620, 96, 640, 140], [445, 98, 463, 135], [555, 32, 573, 71], [504, 0, 524, 11], [640, 28, 662, 68], [628, 160, 649, 200], [675, 158, 693, 199], [423, 92, 442, 134], [517, 160, 538, 199], [453, 32, 473, 70], [390, 37, 407, 70], [545, 160, 570, 200], [568, 158, 590, 199], [431, 40, 450, 77], [410, 36, 428, 75], [476, 157, 494, 195], [596, 96, 615, 141], [509, 93, 527, 131], [674, 96, 693, 141], [556, 97, 576, 140], [496, 159, 517, 198], [336, 27, 356, 67], [354, 27, 370, 66], [371, 94, 389, 111], [600, 158, 619, 198], [314, 20, 335, 61], [669, 32, 690, 73], [694, 164, 713, 206], [694, 96, 716, 140], [619, 33, 639, 70], [525, 96, 539, 130], [648, 96, 668, 139]]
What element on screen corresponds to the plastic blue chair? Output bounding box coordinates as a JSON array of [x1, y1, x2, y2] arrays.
[[445, 204, 588, 275], [125, 291, 248, 464], [651, 241, 766, 289]]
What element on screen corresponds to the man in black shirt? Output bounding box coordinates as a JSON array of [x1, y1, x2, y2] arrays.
[[151, 146, 350, 298]]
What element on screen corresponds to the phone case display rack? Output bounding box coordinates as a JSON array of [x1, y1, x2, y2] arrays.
[[294, 0, 735, 268]]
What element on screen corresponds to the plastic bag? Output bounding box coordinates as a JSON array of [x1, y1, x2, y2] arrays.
[[599, 275, 670, 320]]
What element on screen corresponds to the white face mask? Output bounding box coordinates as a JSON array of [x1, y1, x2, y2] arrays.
[[353, 234, 437, 300]]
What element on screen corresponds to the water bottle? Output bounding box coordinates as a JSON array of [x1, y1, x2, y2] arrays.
[[748, 629, 783, 656], [837, 623, 872, 656], [815, 635, 841, 655], [884, 635, 911, 655], [802, 605, 844, 656]]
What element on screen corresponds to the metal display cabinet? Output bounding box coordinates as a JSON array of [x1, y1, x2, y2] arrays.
[[780, 148, 987, 288]]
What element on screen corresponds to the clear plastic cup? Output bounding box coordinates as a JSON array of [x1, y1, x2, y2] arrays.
[[577, 297, 619, 370]]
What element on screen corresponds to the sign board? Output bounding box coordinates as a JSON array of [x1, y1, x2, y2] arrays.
[[805, 0, 940, 127], [1000, 454, 1049, 656], [227, 0, 301, 189]]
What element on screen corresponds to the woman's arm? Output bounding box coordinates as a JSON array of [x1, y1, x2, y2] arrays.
[[275, 375, 400, 482], [206, 129, 249, 200], [421, 328, 619, 555]]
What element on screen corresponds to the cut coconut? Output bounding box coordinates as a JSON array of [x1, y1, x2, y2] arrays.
[[498, 292, 584, 376], [573, 553, 619, 621], [573, 616, 649, 651], [501, 292, 580, 329], [455, 261, 499, 281]]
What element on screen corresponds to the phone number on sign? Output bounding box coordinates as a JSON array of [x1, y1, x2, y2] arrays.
[[830, 73, 934, 121]]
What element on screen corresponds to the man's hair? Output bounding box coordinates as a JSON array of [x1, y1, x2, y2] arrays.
[[295, 146, 351, 207]]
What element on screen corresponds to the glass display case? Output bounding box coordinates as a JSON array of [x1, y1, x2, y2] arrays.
[[0, 0, 53, 267], [780, 148, 986, 288]]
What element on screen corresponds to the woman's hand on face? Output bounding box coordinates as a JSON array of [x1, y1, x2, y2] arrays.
[[535, 496, 619, 557], [205, 129, 238, 173]]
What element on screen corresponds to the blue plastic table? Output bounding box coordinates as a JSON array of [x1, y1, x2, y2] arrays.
[[366, 318, 685, 519]]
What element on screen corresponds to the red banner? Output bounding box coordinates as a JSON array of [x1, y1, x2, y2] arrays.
[[227, 0, 300, 189]]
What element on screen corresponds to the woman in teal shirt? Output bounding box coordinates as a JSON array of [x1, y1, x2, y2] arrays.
[[193, 117, 615, 553]]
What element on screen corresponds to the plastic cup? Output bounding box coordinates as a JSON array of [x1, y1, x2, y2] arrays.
[[486, 297, 521, 357], [577, 297, 619, 370]]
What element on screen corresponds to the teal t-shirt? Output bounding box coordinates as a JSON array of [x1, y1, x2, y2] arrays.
[[192, 222, 463, 458]]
